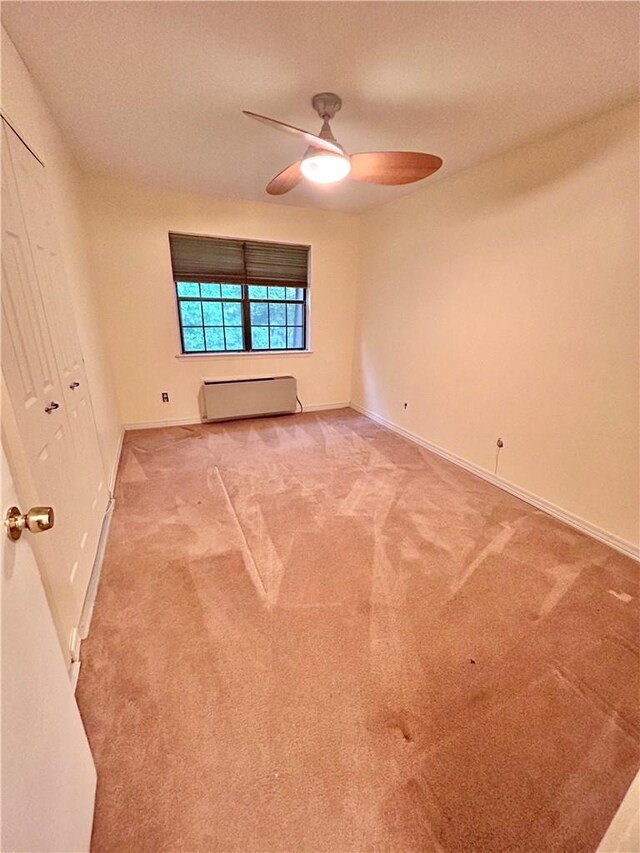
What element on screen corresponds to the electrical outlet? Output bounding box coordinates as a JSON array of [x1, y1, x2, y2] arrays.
[[161, 392, 169, 403]]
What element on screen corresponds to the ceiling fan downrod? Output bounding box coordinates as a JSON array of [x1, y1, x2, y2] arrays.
[[311, 93, 343, 145]]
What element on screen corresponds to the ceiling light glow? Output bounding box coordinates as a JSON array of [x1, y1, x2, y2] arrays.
[[300, 151, 351, 185]]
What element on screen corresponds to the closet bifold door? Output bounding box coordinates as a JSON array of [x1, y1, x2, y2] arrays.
[[1, 118, 108, 659]]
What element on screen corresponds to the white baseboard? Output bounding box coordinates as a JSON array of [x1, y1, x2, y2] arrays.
[[69, 660, 81, 692], [70, 495, 116, 691], [68, 628, 83, 688], [302, 401, 350, 413], [122, 402, 350, 432], [69, 627, 81, 661], [123, 416, 202, 431], [350, 403, 639, 562], [109, 427, 125, 495], [76, 496, 115, 643]]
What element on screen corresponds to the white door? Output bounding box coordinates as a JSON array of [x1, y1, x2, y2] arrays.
[[1, 447, 97, 852], [1, 118, 108, 657], [9, 123, 107, 559]]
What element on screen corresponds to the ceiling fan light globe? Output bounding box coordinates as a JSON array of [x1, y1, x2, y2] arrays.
[[300, 152, 351, 185]]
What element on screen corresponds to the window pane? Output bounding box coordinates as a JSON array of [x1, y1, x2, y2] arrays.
[[200, 283, 221, 299], [223, 302, 242, 326], [221, 284, 242, 299], [202, 301, 223, 326], [252, 326, 269, 349], [250, 302, 268, 325], [177, 282, 199, 298], [178, 284, 307, 354], [286, 303, 303, 325], [225, 327, 243, 350], [270, 327, 286, 348], [183, 327, 205, 352], [180, 300, 203, 326], [287, 327, 304, 349], [270, 303, 286, 326], [205, 327, 225, 351]]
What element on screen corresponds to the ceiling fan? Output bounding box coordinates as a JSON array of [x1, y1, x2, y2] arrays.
[[243, 93, 443, 195]]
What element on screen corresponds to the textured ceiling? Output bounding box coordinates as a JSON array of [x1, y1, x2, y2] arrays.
[[2, 1, 638, 212]]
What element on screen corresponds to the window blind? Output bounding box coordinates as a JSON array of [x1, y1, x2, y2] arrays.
[[168, 232, 309, 287]]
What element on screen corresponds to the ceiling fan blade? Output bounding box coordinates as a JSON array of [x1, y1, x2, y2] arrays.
[[243, 110, 343, 155], [266, 161, 303, 196], [349, 151, 443, 185]]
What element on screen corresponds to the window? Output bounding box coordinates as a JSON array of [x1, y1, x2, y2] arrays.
[[169, 233, 309, 354]]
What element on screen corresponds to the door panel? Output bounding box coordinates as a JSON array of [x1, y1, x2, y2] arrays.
[[1, 127, 63, 453], [7, 126, 108, 596], [1, 118, 108, 654]]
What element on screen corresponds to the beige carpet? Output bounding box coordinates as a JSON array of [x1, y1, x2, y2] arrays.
[[77, 409, 639, 852]]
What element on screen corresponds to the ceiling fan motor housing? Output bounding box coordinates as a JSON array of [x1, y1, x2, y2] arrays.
[[311, 92, 342, 120]]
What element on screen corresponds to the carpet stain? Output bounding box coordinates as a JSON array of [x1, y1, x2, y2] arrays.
[[609, 589, 633, 603], [388, 712, 413, 743]]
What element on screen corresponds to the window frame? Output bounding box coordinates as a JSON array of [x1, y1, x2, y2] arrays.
[[174, 282, 308, 355]]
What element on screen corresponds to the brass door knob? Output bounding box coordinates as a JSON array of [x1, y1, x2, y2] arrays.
[[5, 506, 55, 541]]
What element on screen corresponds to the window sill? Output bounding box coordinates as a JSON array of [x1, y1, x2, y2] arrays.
[[175, 350, 314, 360]]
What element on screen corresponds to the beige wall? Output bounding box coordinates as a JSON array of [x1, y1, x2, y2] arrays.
[[83, 175, 360, 425], [1, 28, 121, 480], [352, 101, 639, 547]]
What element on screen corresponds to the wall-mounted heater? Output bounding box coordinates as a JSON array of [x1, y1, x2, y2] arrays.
[[199, 376, 297, 423]]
